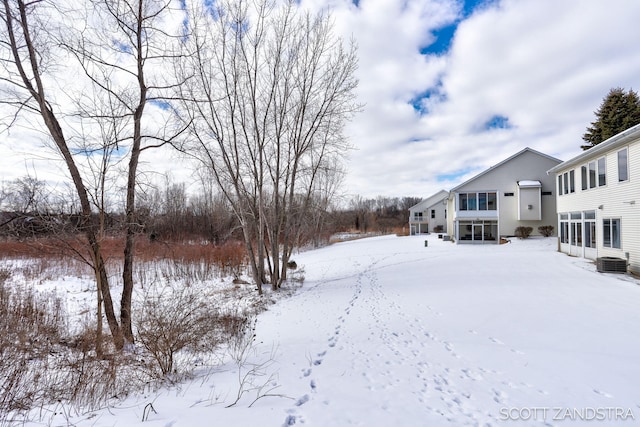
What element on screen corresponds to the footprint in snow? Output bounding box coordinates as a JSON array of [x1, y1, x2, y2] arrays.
[[295, 394, 310, 406], [283, 414, 298, 426], [489, 337, 504, 345], [593, 389, 613, 398], [492, 388, 507, 404]]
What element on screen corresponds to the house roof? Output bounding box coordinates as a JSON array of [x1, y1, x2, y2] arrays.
[[449, 147, 562, 193], [409, 189, 449, 211], [547, 122, 640, 174], [518, 180, 541, 188]]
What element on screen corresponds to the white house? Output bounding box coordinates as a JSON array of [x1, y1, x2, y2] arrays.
[[408, 190, 449, 234], [446, 148, 562, 243], [547, 123, 640, 274]]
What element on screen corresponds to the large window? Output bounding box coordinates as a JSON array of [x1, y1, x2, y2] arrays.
[[457, 220, 498, 242], [559, 213, 569, 244], [468, 192, 477, 210], [582, 157, 606, 190], [559, 170, 575, 195], [458, 192, 497, 211], [618, 148, 629, 182], [603, 218, 621, 249]]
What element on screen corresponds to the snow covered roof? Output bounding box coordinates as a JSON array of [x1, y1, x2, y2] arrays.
[[518, 180, 542, 188]]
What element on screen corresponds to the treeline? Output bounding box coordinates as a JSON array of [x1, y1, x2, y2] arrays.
[[0, 177, 421, 244]]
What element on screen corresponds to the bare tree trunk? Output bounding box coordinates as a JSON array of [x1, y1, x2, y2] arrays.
[[63, 0, 181, 345], [120, 0, 149, 345], [1, 0, 124, 349]]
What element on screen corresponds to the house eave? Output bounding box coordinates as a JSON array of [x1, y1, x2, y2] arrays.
[[547, 123, 640, 175]]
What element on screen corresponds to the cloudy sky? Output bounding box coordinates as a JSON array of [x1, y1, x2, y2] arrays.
[[2, 0, 640, 202], [300, 0, 640, 199]]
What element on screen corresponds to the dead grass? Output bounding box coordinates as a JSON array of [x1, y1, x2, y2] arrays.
[[0, 236, 248, 282], [0, 236, 255, 425]]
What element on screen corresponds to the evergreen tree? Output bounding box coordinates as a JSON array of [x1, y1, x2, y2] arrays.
[[582, 87, 640, 150]]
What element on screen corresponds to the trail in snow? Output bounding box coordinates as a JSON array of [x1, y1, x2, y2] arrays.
[[270, 235, 640, 426], [26, 234, 640, 427]]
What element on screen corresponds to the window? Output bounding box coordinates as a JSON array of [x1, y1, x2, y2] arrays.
[[560, 213, 569, 244], [468, 192, 477, 210], [571, 222, 582, 246], [478, 192, 487, 210], [570, 170, 575, 193], [458, 192, 498, 211], [560, 171, 575, 195], [603, 218, 621, 249], [487, 192, 497, 209], [542, 191, 552, 196], [585, 211, 596, 248], [460, 193, 468, 210], [598, 157, 606, 186], [618, 148, 629, 182], [431, 209, 435, 219], [558, 175, 563, 195], [413, 212, 423, 220], [582, 157, 607, 189], [588, 161, 596, 189]]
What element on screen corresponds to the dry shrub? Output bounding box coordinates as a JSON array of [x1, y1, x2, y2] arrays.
[[0, 270, 147, 424], [538, 225, 554, 237], [135, 282, 249, 378], [514, 226, 533, 239], [0, 270, 66, 417]]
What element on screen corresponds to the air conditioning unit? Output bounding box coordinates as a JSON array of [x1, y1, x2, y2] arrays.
[[596, 257, 627, 274]]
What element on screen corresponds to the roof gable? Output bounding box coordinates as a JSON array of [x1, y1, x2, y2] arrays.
[[409, 189, 449, 211], [450, 147, 562, 192]]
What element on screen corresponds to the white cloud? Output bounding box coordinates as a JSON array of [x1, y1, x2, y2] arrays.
[[334, 0, 640, 198], [3, 0, 640, 204]]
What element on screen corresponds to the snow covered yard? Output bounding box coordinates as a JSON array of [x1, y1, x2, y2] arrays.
[[28, 235, 640, 426]]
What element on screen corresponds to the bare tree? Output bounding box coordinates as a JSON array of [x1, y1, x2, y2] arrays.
[[0, 0, 125, 349], [177, 0, 359, 292], [63, 0, 189, 344], [0, 0, 186, 348]]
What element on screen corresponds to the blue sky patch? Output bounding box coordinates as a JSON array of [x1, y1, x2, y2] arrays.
[[421, 24, 456, 56], [420, 0, 490, 56], [483, 115, 512, 130], [112, 39, 132, 54], [410, 84, 446, 115], [149, 99, 172, 111], [436, 168, 473, 183]]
